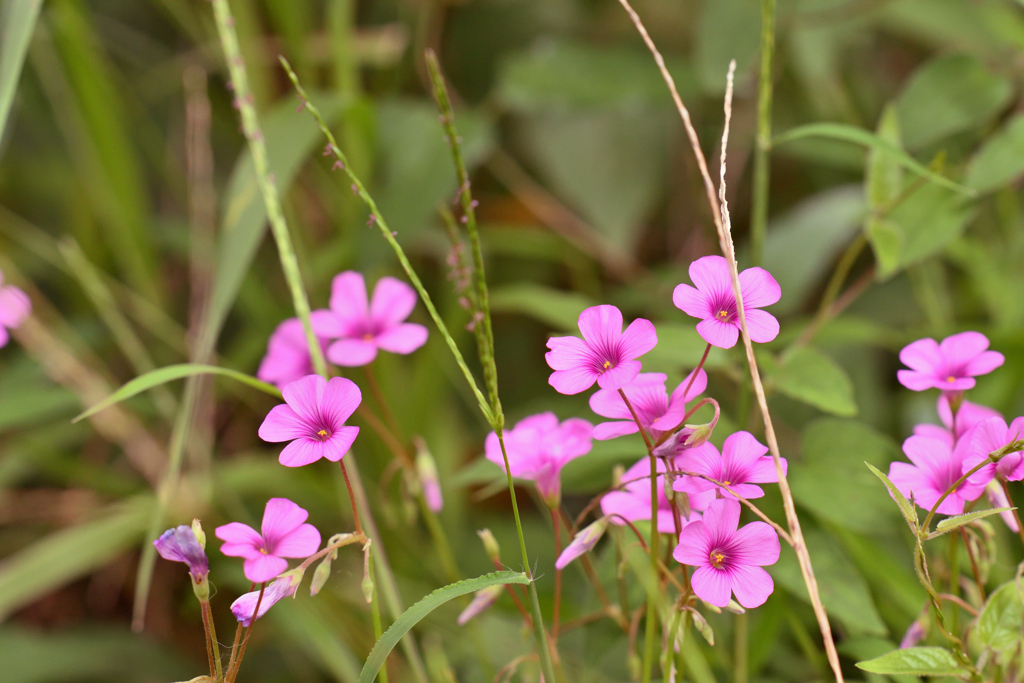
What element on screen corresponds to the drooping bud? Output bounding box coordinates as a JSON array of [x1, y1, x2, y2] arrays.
[[191, 519, 206, 550], [682, 421, 715, 449], [722, 599, 746, 615], [154, 525, 210, 601], [456, 584, 503, 625], [414, 438, 444, 513], [689, 608, 715, 646], [230, 568, 303, 626], [477, 529, 501, 565], [899, 618, 928, 649], [555, 517, 609, 570], [310, 555, 332, 597]]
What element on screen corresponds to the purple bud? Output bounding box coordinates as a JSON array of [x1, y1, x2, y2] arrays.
[[154, 526, 208, 581], [900, 619, 927, 649], [414, 438, 443, 513], [457, 585, 503, 625], [555, 517, 609, 570], [231, 569, 302, 626]]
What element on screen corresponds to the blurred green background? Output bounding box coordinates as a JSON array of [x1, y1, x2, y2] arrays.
[[1, 0, 1024, 681]]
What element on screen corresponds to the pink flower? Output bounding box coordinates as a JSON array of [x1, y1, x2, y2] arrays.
[[899, 619, 927, 649], [545, 305, 657, 395], [258, 375, 361, 467], [154, 525, 208, 581], [485, 412, 593, 506], [674, 431, 785, 501], [257, 317, 332, 388], [897, 331, 1004, 392], [0, 270, 31, 348], [589, 369, 707, 441], [601, 457, 701, 534], [314, 271, 428, 366], [555, 517, 609, 570], [672, 256, 780, 349], [887, 434, 987, 514], [963, 416, 1024, 483], [673, 498, 780, 608], [914, 396, 1001, 445], [215, 498, 321, 583], [984, 479, 1020, 533], [231, 569, 303, 626]]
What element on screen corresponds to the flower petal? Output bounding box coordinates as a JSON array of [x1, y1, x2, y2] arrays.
[[702, 498, 741, 539], [0, 285, 31, 328], [899, 338, 941, 374], [270, 523, 321, 558], [589, 387, 633, 421], [321, 426, 359, 461], [545, 335, 590, 370], [549, 367, 598, 395], [618, 318, 658, 360], [321, 377, 362, 427], [327, 338, 378, 366], [282, 375, 326, 424], [278, 439, 325, 467], [262, 498, 308, 548], [902, 435, 951, 471], [897, 369, 943, 392], [578, 305, 623, 348], [742, 309, 780, 344], [370, 276, 418, 328], [696, 318, 739, 349], [738, 267, 781, 309], [258, 404, 308, 443], [329, 271, 369, 324], [732, 521, 780, 566], [673, 283, 710, 319], [722, 431, 769, 469], [593, 420, 639, 440], [963, 350, 1005, 377], [596, 360, 641, 390], [688, 256, 731, 294], [938, 331, 990, 366], [375, 323, 428, 354], [728, 565, 775, 609], [673, 521, 710, 566], [310, 309, 343, 338], [243, 554, 289, 583], [215, 522, 263, 557], [691, 566, 732, 607]]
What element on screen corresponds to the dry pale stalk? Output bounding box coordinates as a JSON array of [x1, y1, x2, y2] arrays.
[[616, 2, 844, 680]]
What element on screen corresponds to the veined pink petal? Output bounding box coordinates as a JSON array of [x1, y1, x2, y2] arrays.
[[743, 309, 780, 344], [279, 439, 327, 467], [691, 566, 731, 607], [310, 309, 343, 338], [545, 335, 590, 370], [914, 423, 954, 446], [258, 405, 308, 443], [320, 377, 362, 427], [322, 426, 359, 462], [329, 271, 369, 323], [887, 461, 937, 507], [370, 276, 418, 328], [899, 338, 942, 374], [732, 521, 780, 566], [673, 521, 710, 566], [549, 367, 599, 395], [938, 331, 990, 365], [282, 375, 327, 424], [696, 318, 739, 349], [722, 432, 768, 468], [963, 351, 1005, 377], [672, 283, 710, 318], [271, 524, 321, 558], [261, 498, 308, 549], [215, 522, 263, 557], [0, 285, 31, 328], [589, 387, 634, 421], [703, 498, 741, 539], [618, 318, 658, 360], [243, 553, 289, 583], [232, 575, 298, 626], [593, 421, 639, 440], [897, 369, 944, 392], [902, 435, 950, 470], [596, 360, 641, 390], [746, 456, 786, 484], [939, 397, 1001, 436], [672, 368, 708, 405], [728, 565, 774, 609], [327, 338, 378, 366], [725, 483, 766, 499], [738, 267, 781, 309], [578, 305, 623, 348], [375, 323, 428, 354], [688, 256, 731, 293]]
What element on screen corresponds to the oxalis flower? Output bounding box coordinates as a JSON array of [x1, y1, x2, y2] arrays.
[[154, 525, 209, 583], [601, 457, 701, 534], [485, 412, 593, 507], [897, 331, 1004, 393], [257, 317, 332, 388], [887, 434, 987, 514], [673, 498, 780, 609], [313, 271, 428, 366], [914, 396, 1001, 445], [216, 498, 321, 583], [545, 305, 657, 395], [963, 416, 1024, 483], [674, 431, 785, 501], [672, 255, 780, 349], [589, 369, 707, 441], [0, 269, 31, 349], [258, 374, 361, 467], [231, 568, 303, 626]]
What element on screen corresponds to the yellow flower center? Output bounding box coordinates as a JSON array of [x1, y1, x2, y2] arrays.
[[317, 429, 329, 438], [723, 481, 731, 486], [946, 376, 956, 383], [259, 548, 268, 554], [710, 551, 726, 568], [718, 310, 728, 319], [602, 360, 612, 370], [363, 333, 374, 342]]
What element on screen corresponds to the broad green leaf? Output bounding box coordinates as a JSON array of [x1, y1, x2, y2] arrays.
[[839, 638, 918, 683], [695, 0, 760, 93], [865, 462, 918, 532], [761, 186, 865, 315], [0, 0, 42, 145], [977, 581, 1024, 651], [489, 284, 596, 331], [896, 54, 1012, 150], [856, 647, 966, 676], [930, 507, 1012, 538], [791, 419, 901, 533], [0, 496, 154, 621], [865, 104, 905, 210], [358, 571, 530, 683], [770, 346, 857, 417], [210, 92, 348, 339], [73, 364, 281, 422], [772, 123, 974, 196], [965, 113, 1024, 194]]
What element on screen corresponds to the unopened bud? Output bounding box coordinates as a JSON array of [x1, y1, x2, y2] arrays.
[[362, 547, 375, 604], [628, 653, 642, 680], [477, 529, 501, 564], [683, 421, 715, 448], [722, 599, 746, 615], [555, 517, 609, 569], [675, 490, 691, 517], [191, 519, 206, 550], [457, 585, 503, 625], [310, 556, 332, 597], [689, 609, 715, 645], [414, 438, 444, 513], [612, 464, 625, 488], [191, 572, 210, 602], [900, 618, 927, 649]]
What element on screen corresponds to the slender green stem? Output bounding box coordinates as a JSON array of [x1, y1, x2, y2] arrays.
[[369, 551, 390, 683], [960, 528, 985, 603], [227, 582, 266, 683], [224, 582, 252, 680], [735, 610, 749, 683], [790, 233, 868, 350], [200, 600, 218, 680], [750, 0, 777, 266]]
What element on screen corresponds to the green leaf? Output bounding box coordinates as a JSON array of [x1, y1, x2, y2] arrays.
[[772, 123, 974, 196], [0, 0, 42, 145], [865, 462, 918, 532], [977, 581, 1024, 651], [790, 419, 902, 533], [856, 647, 966, 676], [0, 496, 154, 621], [930, 507, 1013, 538], [358, 571, 529, 683], [73, 364, 281, 422], [489, 284, 596, 331], [770, 346, 857, 417], [965, 113, 1024, 194], [865, 104, 905, 210], [896, 54, 1012, 150]]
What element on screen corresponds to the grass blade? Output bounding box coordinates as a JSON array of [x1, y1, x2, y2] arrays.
[[0, 0, 43, 144]]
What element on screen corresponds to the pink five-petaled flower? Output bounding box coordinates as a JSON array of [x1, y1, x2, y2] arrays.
[[313, 271, 428, 367], [601, 457, 701, 534], [0, 269, 31, 349], [589, 369, 707, 441], [216, 498, 321, 583], [545, 305, 657, 395], [914, 396, 1001, 445], [672, 256, 780, 350], [257, 317, 332, 388], [484, 412, 593, 507], [897, 331, 1004, 393], [963, 416, 1024, 483], [673, 431, 785, 501], [231, 569, 303, 626], [887, 434, 987, 514], [258, 375, 361, 467], [673, 498, 780, 608]]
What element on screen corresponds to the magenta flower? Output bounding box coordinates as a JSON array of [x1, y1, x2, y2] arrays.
[[0, 270, 31, 348], [672, 256, 780, 349], [258, 375, 361, 467], [673, 431, 785, 501], [555, 517, 609, 570], [984, 480, 1020, 533], [673, 498, 780, 608], [215, 498, 321, 583], [601, 457, 702, 534], [231, 569, 303, 626], [914, 396, 1001, 445], [963, 416, 1024, 483], [545, 305, 658, 395], [484, 412, 593, 506], [154, 525, 208, 582], [897, 331, 1004, 392], [887, 434, 987, 514], [314, 271, 428, 367], [257, 317, 332, 388], [589, 369, 707, 441]]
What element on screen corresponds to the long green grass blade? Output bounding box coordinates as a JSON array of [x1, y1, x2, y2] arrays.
[[0, 0, 43, 144]]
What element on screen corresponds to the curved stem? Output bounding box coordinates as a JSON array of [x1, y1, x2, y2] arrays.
[[339, 459, 364, 536], [200, 600, 218, 681], [226, 582, 265, 683]]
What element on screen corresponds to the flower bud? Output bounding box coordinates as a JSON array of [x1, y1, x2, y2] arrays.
[[310, 556, 332, 597], [456, 584, 503, 625], [231, 569, 303, 626], [899, 618, 927, 649], [362, 546, 375, 604], [555, 517, 609, 569], [683, 421, 715, 449], [689, 608, 715, 646], [414, 438, 444, 513], [722, 599, 746, 615], [477, 529, 501, 564], [191, 519, 206, 550], [154, 525, 209, 599]]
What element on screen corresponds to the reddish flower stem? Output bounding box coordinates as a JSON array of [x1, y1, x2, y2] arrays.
[[551, 506, 563, 640], [227, 582, 266, 683], [339, 458, 364, 536]]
